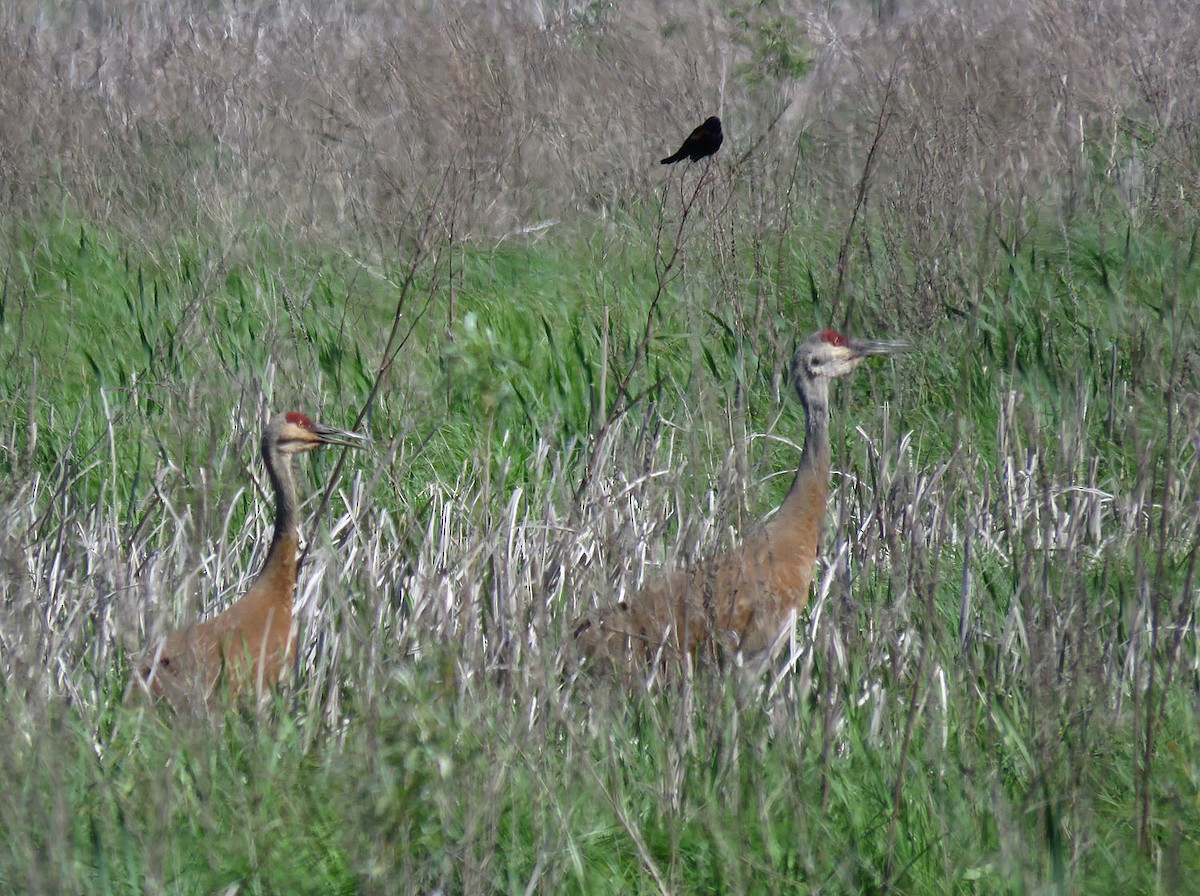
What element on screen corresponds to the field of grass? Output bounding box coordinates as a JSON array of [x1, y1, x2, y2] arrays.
[[2, 1, 1200, 893]]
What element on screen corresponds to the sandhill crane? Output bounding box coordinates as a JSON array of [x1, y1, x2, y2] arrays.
[[661, 116, 723, 165], [573, 329, 907, 676], [134, 411, 365, 709]]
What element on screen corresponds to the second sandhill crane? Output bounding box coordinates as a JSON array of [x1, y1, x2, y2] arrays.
[[134, 411, 365, 709], [573, 329, 907, 675]]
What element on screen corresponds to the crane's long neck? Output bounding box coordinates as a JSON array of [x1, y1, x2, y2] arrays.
[[259, 440, 299, 593], [776, 376, 831, 526]]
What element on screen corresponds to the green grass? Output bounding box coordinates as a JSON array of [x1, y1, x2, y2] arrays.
[[2, 195, 1198, 893], [7, 653, 1197, 894]]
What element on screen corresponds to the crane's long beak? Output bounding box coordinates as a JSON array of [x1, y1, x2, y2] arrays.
[[313, 422, 368, 448], [849, 337, 912, 358]]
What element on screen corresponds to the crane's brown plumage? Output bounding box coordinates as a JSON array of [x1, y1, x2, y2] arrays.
[[134, 411, 364, 709], [573, 330, 907, 675]]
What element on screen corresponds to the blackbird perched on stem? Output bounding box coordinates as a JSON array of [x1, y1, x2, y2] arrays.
[[660, 116, 723, 165]]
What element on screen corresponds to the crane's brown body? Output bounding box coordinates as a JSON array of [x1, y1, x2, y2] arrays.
[[573, 330, 905, 675], [134, 412, 363, 710]]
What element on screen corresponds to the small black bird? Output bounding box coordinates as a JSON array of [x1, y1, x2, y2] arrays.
[[660, 116, 723, 165]]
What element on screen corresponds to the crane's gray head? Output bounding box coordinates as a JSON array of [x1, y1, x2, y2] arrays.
[[791, 329, 909, 397], [265, 411, 366, 455]]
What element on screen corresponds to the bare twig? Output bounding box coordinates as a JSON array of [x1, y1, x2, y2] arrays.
[[300, 167, 456, 570], [833, 71, 895, 328], [574, 164, 716, 507]]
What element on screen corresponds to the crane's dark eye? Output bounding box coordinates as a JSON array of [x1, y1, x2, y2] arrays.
[[159, 657, 171, 668]]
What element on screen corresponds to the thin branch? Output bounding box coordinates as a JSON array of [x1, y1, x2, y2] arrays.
[[573, 164, 715, 507], [833, 71, 895, 329], [299, 167, 455, 570]]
